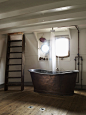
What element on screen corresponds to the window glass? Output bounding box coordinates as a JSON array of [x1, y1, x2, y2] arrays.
[[56, 37, 69, 57], [41, 44, 49, 53]]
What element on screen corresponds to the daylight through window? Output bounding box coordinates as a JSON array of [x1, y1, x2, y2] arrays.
[[56, 37, 69, 57]]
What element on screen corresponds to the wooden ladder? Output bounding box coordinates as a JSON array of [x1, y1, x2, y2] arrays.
[[4, 33, 25, 91]]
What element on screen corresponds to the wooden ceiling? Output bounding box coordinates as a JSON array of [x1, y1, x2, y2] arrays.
[[0, 0, 86, 34]]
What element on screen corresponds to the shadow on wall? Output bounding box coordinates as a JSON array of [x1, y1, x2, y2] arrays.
[[25, 34, 38, 56], [0, 37, 5, 61], [0, 35, 7, 84]]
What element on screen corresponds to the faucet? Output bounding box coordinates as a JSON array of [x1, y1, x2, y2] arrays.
[[56, 68, 59, 71]]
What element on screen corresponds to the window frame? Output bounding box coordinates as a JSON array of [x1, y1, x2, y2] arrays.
[[55, 35, 70, 58]]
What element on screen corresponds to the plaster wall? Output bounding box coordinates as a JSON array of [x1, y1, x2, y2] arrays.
[[25, 29, 86, 85], [1, 29, 86, 86], [0, 35, 7, 84]]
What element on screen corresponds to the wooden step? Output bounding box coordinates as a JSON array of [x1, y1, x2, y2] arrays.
[[9, 46, 22, 48], [8, 77, 21, 79], [8, 52, 22, 53], [7, 70, 21, 72], [9, 40, 22, 42], [7, 64, 22, 66], [7, 82, 21, 86], [8, 58, 22, 59], [4, 34, 25, 91]]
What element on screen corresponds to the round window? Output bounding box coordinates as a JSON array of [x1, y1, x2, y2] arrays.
[[41, 44, 49, 53]]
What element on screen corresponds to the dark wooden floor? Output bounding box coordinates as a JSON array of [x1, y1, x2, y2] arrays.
[[0, 86, 86, 115]]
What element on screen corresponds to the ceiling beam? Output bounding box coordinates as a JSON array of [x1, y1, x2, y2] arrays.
[[0, 0, 8, 3], [1, 19, 86, 34], [0, 10, 86, 29], [0, 0, 86, 20]]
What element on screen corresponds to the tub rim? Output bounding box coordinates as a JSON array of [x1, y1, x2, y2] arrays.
[[28, 69, 79, 75]]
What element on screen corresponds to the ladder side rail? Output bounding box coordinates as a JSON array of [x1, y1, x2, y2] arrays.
[[4, 35, 10, 91], [21, 34, 25, 91]]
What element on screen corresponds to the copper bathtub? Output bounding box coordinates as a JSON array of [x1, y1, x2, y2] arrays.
[[29, 69, 79, 95]]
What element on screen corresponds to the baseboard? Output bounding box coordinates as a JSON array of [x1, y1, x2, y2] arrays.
[[7, 82, 33, 86], [0, 84, 4, 89], [75, 85, 86, 90], [25, 83, 86, 89], [0, 83, 86, 90], [24, 82, 33, 86], [0, 82, 33, 89]]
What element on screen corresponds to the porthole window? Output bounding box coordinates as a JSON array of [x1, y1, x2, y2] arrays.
[[41, 44, 49, 53], [56, 37, 70, 58]]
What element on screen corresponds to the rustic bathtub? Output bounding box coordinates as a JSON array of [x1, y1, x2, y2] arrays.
[[28, 69, 79, 95]]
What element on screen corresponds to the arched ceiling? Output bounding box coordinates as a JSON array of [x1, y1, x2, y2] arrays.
[[0, 0, 86, 34]]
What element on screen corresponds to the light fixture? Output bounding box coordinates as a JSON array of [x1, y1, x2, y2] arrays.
[[50, 27, 55, 32], [41, 44, 49, 53], [39, 33, 46, 42]]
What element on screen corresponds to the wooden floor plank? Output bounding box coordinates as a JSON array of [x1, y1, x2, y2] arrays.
[[0, 86, 86, 115]]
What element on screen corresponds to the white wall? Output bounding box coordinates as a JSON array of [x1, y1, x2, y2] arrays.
[[25, 29, 86, 86], [0, 34, 7, 85], [1, 29, 86, 86], [79, 29, 86, 85], [25, 34, 38, 82]]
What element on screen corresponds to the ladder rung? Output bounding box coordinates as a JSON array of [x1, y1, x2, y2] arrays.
[[8, 52, 22, 53], [7, 83, 21, 86], [8, 77, 21, 79], [7, 70, 21, 72], [9, 40, 22, 42], [8, 58, 22, 59], [7, 64, 22, 66], [8, 46, 22, 48]]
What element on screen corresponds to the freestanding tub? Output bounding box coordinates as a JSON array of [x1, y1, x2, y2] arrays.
[[29, 69, 79, 95]]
